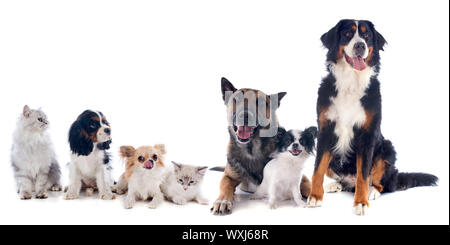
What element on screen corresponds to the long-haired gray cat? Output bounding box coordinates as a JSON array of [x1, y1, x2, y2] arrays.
[[11, 105, 62, 199]]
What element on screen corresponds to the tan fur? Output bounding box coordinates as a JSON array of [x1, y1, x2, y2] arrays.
[[119, 144, 167, 184], [370, 158, 386, 192], [309, 151, 333, 201], [362, 110, 374, 131], [354, 155, 370, 206], [300, 175, 311, 198]]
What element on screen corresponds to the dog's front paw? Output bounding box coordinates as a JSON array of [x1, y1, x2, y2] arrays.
[[325, 182, 342, 193], [306, 196, 322, 208], [36, 192, 48, 199], [211, 199, 233, 215], [99, 192, 115, 200], [368, 187, 381, 200], [353, 203, 369, 215], [64, 192, 79, 200]]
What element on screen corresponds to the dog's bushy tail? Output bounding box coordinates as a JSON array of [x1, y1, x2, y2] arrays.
[[395, 172, 438, 191], [379, 139, 438, 192], [209, 166, 225, 172]]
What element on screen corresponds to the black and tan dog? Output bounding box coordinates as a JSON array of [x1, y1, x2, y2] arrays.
[[210, 78, 311, 215], [308, 19, 438, 215]]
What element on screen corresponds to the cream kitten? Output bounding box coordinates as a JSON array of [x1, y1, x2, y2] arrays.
[[161, 161, 208, 205], [11, 105, 62, 199]]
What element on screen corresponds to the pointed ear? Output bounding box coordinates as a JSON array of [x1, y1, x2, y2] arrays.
[[171, 161, 182, 171], [270, 92, 287, 108], [197, 166, 208, 176], [23, 105, 31, 117], [68, 120, 93, 156], [221, 77, 237, 103], [120, 145, 136, 158], [154, 144, 166, 155]]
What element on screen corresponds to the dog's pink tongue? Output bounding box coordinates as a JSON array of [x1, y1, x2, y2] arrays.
[[237, 126, 252, 139], [144, 161, 153, 169], [352, 56, 366, 71]]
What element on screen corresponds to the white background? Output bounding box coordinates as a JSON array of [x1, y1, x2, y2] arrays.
[[0, 0, 448, 225]]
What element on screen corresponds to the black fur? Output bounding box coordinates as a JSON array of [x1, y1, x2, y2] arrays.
[[68, 110, 110, 157], [316, 20, 437, 194], [300, 126, 318, 154]]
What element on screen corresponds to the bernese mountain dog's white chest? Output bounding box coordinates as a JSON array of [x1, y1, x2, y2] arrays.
[[326, 60, 375, 157]]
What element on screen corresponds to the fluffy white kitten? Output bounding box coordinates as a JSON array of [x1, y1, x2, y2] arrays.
[[161, 161, 208, 205], [11, 105, 62, 199], [251, 127, 317, 209]]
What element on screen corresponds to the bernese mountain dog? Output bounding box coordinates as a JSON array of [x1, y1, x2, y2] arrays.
[[64, 110, 115, 200], [307, 19, 438, 215]]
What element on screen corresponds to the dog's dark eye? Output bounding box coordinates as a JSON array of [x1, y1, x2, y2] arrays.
[[178, 179, 183, 183], [363, 33, 369, 38], [189, 181, 194, 184], [38, 118, 43, 122], [89, 124, 96, 128], [138, 156, 145, 162], [152, 154, 158, 161], [345, 32, 351, 37]]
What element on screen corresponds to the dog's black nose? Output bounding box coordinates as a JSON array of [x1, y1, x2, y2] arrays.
[[354, 42, 366, 56], [293, 143, 299, 149], [104, 128, 111, 134]]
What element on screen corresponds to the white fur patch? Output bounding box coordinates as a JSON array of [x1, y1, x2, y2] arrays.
[[326, 59, 375, 159]]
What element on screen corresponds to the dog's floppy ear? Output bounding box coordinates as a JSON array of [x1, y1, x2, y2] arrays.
[[367, 21, 387, 51], [120, 145, 136, 158], [270, 92, 287, 108], [300, 126, 318, 154], [154, 144, 166, 155], [321, 20, 345, 50], [68, 120, 93, 156], [221, 77, 237, 104]]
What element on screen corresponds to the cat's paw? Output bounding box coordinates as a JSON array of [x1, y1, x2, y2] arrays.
[[36, 192, 48, 199], [172, 197, 187, 205], [196, 198, 209, 205], [19, 191, 32, 200], [50, 184, 62, 192]]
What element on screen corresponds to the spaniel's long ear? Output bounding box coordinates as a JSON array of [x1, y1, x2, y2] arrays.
[[68, 120, 93, 156]]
